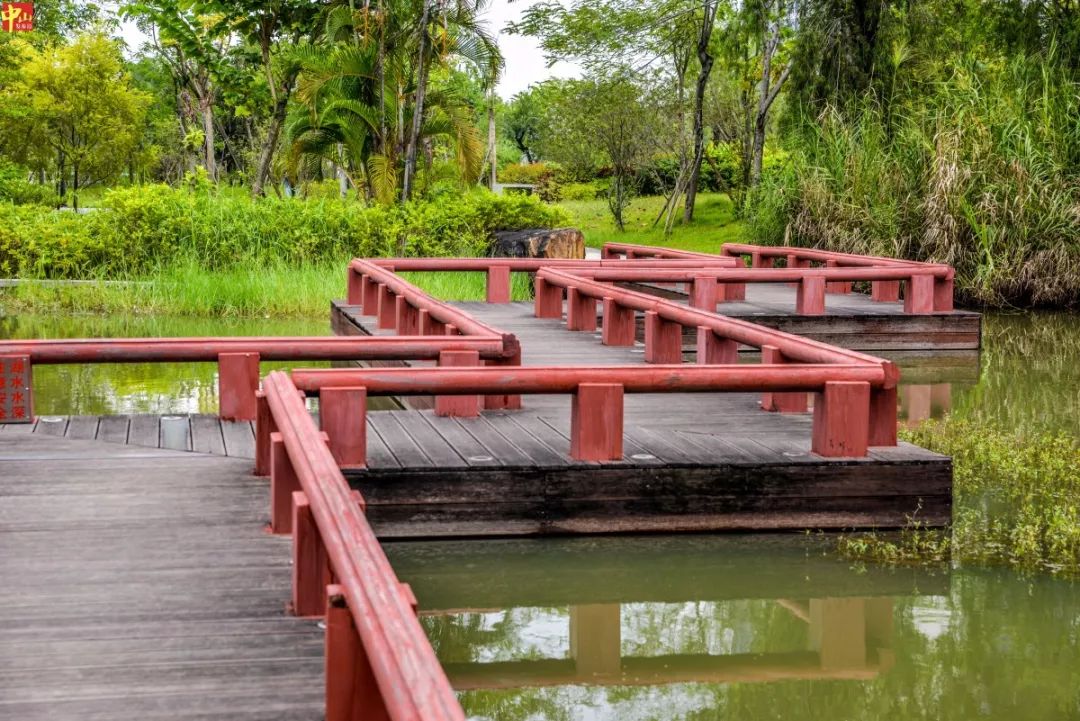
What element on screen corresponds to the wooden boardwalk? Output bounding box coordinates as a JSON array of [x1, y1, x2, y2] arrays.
[[0, 432, 323, 720], [333, 301, 952, 537]]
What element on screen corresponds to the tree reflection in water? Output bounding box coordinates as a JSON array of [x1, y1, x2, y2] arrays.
[[394, 536, 1080, 720]]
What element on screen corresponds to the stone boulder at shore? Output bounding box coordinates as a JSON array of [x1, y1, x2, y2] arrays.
[[491, 228, 585, 259]]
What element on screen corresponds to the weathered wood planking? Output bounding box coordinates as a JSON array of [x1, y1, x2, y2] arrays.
[[0, 433, 323, 720], [1, 414, 256, 459], [332, 300, 953, 537]]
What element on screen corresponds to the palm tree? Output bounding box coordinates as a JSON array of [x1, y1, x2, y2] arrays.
[[284, 0, 502, 203]]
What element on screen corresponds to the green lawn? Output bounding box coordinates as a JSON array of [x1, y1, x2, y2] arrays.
[[558, 192, 746, 254]]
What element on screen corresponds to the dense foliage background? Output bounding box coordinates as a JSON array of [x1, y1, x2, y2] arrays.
[[0, 0, 1077, 306]]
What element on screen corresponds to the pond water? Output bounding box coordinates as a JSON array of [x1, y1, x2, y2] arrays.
[[388, 535, 1080, 721], [1, 308, 1078, 718]]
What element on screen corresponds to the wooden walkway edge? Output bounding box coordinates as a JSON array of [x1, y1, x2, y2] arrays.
[[0, 433, 323, 721]]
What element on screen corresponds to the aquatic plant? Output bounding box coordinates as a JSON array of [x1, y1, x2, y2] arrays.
[[838, 418, 1080, 576]]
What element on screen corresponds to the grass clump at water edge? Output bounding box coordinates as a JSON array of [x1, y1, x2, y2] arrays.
[[838, 418, 1080, 576]]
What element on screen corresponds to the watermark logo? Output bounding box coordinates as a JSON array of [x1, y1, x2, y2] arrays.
[[1, 2, 33, 32]]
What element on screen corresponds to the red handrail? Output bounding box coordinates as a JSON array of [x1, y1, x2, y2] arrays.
[[0, 336, 508, 363], [291, 363, 889, 393], [537, 267, 898, 378], [262, 371, 464, 720]]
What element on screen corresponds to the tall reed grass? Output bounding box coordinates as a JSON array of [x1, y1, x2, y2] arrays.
[[747, 52, 1080, 308]]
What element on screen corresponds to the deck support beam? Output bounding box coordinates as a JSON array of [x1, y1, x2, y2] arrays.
[[689, 276, 718, 311], [812, 381, 870, 457], [566, 288, 597, 331], [534, 277, 563, 319], [218, 352, 260, 421], [270, 432, 300, 533], [602, 298, 636, 347], [483, 349, 523, 411], [696, 327, 738, 364], [435, 350, 480, 417], [904, 275, 935, 314], [486, 266, 512, 304], [321, 387, 368, 467], [291, 491, 332, 618], [796, 277, 826, 316], [644, 311, 682, 364], [761, 345, 808, 413], [325, 586, 391, 721], [571, 383, 623, 461]]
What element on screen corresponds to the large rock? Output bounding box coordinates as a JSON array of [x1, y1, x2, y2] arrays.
[[491, 228, 585, 259]]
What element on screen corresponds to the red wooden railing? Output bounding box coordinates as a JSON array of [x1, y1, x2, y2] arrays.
[[289, 363, 889, 460], [0, 336, 513, 421], [259, 371, 464, 721], [533, 266, 899, 449], [719, 242, 955, 309], [354, 255, 737, 304]]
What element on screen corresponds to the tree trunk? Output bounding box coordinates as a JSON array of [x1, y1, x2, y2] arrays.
[[252, 90, 291, 197], [402, 0, 432, 202], [684, 0, 717, 223], [487, 89, 497, 188], [199, 94, 217, 181], [57, 150, 66, 205], [72, 163, 79, 212]]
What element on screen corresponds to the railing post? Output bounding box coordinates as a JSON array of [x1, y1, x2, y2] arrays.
[[270, 431, 300, 534], [486, 266, 512, 304], [218, 352, 260, 421], [483, 349, 523, 411], [869, 386, 898, 446], [417, 308, 432, 335], [644, 311, 683, 364], [600, 246, 616, 259], [291, 491, 332, 618], [811, 381, 870, 457], [362, 275, 380, 316], [871, 280, 901, 302], [751, 251, 769, 268], [796, 277, 826, 315], [395, 297, 420, 335], [566, 287, 597, 331], [321, 387, 368, 468], [325, 586, 392, 721], [376, 284, 396, 330], [786, 254, 808, 288], [601, 297, 636, 346], [571, 383, 624, 461], [347, 268, 364, 306], [904, 275, 934, 314], [0, 355, 33, 423], [760, 345, 808, 412], [696, 327, 738, 364], [825, 260, 852, 294], [689, 275, 717, 311], [254, 390, 275, 476], [534, 276, 563, 319], [435, 350, 480, 417], [933, 274, 954, 312]]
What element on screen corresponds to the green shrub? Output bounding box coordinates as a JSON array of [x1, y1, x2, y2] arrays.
[[0, 185, 568, 278], [0, 161, 57, 207], [561, 181, 604, 201]]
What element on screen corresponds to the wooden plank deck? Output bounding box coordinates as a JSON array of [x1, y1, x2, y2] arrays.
[[332, 301, 953, 537], [0, 433, 323, 720], [1, 414, 256, 459]]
